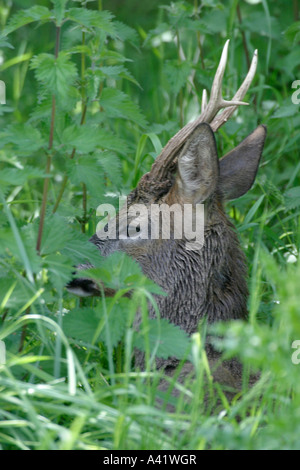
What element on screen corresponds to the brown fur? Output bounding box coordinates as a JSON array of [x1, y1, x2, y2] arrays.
[[69, 123, 267, 393]]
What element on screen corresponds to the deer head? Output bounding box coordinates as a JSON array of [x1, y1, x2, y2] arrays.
[[68, 41, 266, 360]]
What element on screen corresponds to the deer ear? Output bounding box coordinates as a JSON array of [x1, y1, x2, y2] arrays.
[[218, 125, 267, 200], [177, 123, 219, 203]]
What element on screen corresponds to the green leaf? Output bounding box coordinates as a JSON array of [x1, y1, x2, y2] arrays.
[[109, 252, 143, 286], [97, 152, 122, 187], [99, 297, 130, 348], [30, 52, 78, 98], [61, 124, 128, 154], [50, 0, 68, 26], [0, 166, 46, 188], [77, 267, 112, 286], [34, 215, 73, 256], [276, 49, 300, 75], [61, 125, 103, 153], [63, 297, 130, 348], [134, 318, 190, 360], [93, 65, 140, 88], [0, 225, 41, 276], [78, 252, 164, 294], [164, 61, 191, 95], [28, 98, 53, 122], [200, 8, 228, 34], [162, 1, 195, 29], [0, 38, 14, 49], [100, 88, 147, 127], [96, 65, 126, 79], [1, 6, 51, 37], [241, 11, 280, 39], [285, 21, 300, 45], [284, 187, 300, 210], [243, 195, 265, 225], [61, 233, 100, 266], [113, 21, 139, 44], [98, 50, 132, 64], [44, 253, 73, 292], [63, 307, 100, 344], [0, 123, 45, 155], [78, 252, 141, 291], [67, 156, 105, 199], [0, 277, 32, 310], [96, 129, 129, 154], [271, 104, 299, 119], [67, 150, 122, 203], [66, 8, 116, 36]]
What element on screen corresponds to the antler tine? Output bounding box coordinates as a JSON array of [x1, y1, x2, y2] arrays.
[[143, 41, 258, 185], [211, 48, 258, 131], [199, 39, 230, 122], [201, 39, 250, 123], [201, 89, 208, 113]]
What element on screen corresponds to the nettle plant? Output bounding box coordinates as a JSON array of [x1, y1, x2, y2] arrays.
[[0, 1, 269, 391], [0, 1, 196, 371]]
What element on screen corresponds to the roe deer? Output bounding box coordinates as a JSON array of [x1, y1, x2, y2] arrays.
[[68, 40, 267, 390]]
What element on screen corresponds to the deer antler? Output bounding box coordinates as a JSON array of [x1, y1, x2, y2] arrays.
[[142, 40, 258, 186]]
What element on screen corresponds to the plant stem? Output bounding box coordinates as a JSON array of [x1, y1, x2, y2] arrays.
[[80, 30, 88, 233], [36, 26, 61, 253], [52, 102, 87, 214], [54, 25, 61, 58], [194, 0, 205, 69], [52, 27, 88, 217], [36, 151, 52, 253], [81, 31, 86, 105], [81, 182, 87, 233], [116, 342, 123, 374], [197, 32, 205, 70], [1, 309, 8, 323], [18, 306, 30, 352], [237, 5, 250, 69], [236, 4, 256, 110], [293, 0, 299, 20], [176, 31, 184, 127]]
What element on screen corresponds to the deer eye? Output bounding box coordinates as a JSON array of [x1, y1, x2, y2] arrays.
[[127, 224, 141, 238]]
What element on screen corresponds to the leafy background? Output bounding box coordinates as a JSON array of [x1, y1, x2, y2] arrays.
[[0, 0, 300, 450]]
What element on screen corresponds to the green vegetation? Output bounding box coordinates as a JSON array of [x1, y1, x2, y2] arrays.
[[0, 0, 299, 450]]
